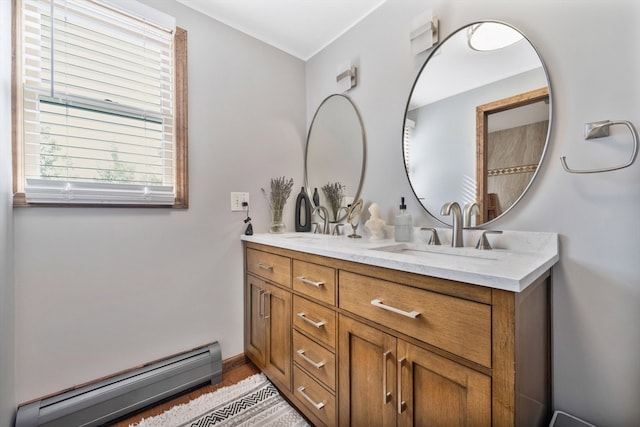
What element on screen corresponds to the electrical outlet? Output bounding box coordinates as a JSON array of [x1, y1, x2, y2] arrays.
[[231, 192, 249, 211]]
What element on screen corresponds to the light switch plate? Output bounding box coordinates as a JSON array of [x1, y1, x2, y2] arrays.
[[231, 192, 249, 211]]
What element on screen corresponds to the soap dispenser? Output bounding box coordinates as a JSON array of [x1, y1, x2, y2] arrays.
[[394, 197, 412, 242]]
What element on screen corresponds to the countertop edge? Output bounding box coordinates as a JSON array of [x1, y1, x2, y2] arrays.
[[241, 232, 559, 292]]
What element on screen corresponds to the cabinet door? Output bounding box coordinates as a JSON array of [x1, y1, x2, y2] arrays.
[[264, 282, 292, 391], [339, 315, 397, 427], [245, 274, 267, 368], [245, 275, 292, 392], [397, 341, 491, 427]]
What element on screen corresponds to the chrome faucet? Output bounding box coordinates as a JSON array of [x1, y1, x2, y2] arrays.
[[463, 202, 480, 228], [440, 201, 463, 247], [312, 206, 330, 234]]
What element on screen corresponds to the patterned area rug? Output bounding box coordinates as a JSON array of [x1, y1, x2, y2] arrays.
[[130, 373, 309, 427]]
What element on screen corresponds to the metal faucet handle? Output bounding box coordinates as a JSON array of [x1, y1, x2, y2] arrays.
[[420, 227, 441, 245], [475, 230, 503, 250]]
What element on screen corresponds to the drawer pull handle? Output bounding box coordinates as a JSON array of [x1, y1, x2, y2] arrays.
[[297, 386, 325, 410], [297, 349, 326, 369], [296, 276, 325, 287], [382, 350, 392, 404], [397, 357, 407, 414], [257, 262, 273, 271], [371, 299, 421, 319], [297, 312, 327, 328]]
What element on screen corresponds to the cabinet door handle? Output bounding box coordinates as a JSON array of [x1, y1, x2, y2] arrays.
[[382, 350, 392, 404], [297, 386, 325, 410], [296, 312, 326, 328], [257, 262, 273, 271], [297, 349, 326, 369], [397, 357, 406, 414], [264, 292, 271, 319], [258, 289, 265, 318], [296, 276, 325, 287], [371, 299, 421, 319]]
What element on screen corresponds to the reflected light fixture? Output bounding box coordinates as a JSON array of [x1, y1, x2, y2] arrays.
[[467, 22, 523, 51]]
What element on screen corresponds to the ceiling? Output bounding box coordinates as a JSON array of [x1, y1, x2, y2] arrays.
[[409, 25, 544, 109], [175, 0, 387, 60]]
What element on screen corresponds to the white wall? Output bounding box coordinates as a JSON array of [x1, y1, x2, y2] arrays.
[[306, 0, 640, 425], [0, 0, 16, 424], [12, 0, 306, 403]]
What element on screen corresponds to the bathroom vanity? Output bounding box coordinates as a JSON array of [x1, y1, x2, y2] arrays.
[[242, 231, 558, 426], [267, 16, 559, 425]]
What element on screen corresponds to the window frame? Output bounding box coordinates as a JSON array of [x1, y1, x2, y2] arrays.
[[11, 0, 189, 208]]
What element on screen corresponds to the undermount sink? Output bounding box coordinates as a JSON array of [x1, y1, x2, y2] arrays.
[[369, 243, 507, 262], [282, 233, 341, 240]]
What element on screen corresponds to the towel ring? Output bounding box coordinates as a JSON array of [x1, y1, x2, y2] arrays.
[[560, 120, 638, 174]]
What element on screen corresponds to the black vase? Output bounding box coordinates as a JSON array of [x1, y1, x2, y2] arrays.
[[295, 187, 312, 232]]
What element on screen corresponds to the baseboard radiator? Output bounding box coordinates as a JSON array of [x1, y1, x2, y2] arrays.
[[15, 342, 222, 427]]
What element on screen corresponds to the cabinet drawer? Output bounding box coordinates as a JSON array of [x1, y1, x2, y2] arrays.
[[293, 296, 336, 349], [246, 248, 291, 287], [293, 330, 336, 390], [339, 271, 491, 367], [293, 260, 336, 305], [293, 366, 336, 427]]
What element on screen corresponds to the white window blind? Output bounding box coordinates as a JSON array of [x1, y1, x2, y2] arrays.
[[20, 0, 176, 204], [403, 118, 415, 171]]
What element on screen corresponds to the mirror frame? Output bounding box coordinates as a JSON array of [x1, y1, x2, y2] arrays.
[[304, 94, 367, 222], [402, 20, 553, 228]]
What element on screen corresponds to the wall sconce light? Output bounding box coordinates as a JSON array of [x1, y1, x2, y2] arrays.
[[336, 64, 357, 92], [410, 9, 438, 56], [467, 22, 523, 51]]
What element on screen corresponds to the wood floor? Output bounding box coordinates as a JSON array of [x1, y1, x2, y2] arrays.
[[110, 360, 260, 426]]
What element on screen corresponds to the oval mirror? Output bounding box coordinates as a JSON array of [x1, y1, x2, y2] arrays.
[[305, 94, 366, 222], [403, 21, 552, 227]]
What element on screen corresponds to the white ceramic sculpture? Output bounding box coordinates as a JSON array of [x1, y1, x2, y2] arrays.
[[364, 203, 386, 240]]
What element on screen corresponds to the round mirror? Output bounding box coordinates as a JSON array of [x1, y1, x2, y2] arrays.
[[305, 94, 366, 222], [403, 21, 552, 227]]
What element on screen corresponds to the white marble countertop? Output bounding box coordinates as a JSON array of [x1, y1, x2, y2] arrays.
[[241, 228, 559, 292]]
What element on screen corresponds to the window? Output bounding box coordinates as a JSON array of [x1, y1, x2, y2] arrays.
[[13, 0, 188, 207], [403, 118, 414, 172]]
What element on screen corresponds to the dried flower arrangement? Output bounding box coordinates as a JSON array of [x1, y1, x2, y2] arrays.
[[261, 176, 294, 232], [321, 181, 345, 221]]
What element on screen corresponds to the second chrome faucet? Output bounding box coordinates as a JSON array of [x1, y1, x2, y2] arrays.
[[440, 201, 463, 247]]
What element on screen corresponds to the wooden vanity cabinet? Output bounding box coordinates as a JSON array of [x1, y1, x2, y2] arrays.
[[245, 274, 292, 391], [244, 249, 292, 392], [291, 259, 339, 426], [338, 272, 493, 427], [243, 241, 551, 427], [245, 245, 338, 426], [339, 316, 491, 426]]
